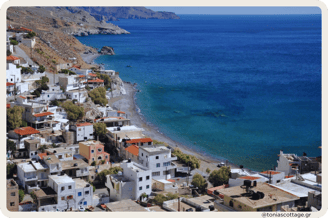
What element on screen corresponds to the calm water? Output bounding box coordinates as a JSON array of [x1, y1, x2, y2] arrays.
[[76, 15, 322, 171]]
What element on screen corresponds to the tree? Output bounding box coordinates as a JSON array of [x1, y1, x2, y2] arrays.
[[206, 168, 211, 174], [172, 148, 200, 170], [61, 101, 84, 121], [95, 166, 123, 184], [10, 39, 18, 45], [7, 106, 24, 130], [38, 65, 46, 73], [59, 69, 75, 75], [25, 31, 36, 39], [21, 67, 33, 74], [96, 73, 111, 89], [30, 191, 37, 203], [7, 49, 12, 56], [7, 139, 16, 154], [19, 190, 25, 202], [7, 163, 16, 179], [153, 194, 167, 206], [21, 120, 28, 127], [50, 99, 60, 106], [94, 123, 107, 139], [88, 87, 108, 105], [191, 173, 208, 193], [208, 166, 231, 187]]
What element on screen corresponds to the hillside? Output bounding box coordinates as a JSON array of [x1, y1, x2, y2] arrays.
[[6, 7, 129, 72], [79, 7, 180, 21]]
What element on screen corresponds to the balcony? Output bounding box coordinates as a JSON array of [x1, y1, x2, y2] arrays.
[[76, 169, 89, 177], [25, 176, 38, 181]]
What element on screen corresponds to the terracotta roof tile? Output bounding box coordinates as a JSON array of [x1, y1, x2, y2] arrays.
[[78, 75, 85, 78], [7, 104, 10, 108], [117, 111, 125, 114], [87, 79, 104, 83], [33, 112, 54, 117], [38, 153, 47, 160], [261, 171, 281, 175], [126, 138, 152, 144], [125, 145, 139, 156], [88, 73, 97, 77], [238, 176, 261, 181], [72, 65, 81, 69], [76, 122, 93, 127], [6, 82, 14, 87], [7, 55, 20, 61], [14, 127, 40, 136], [19, 96, 26, 99]]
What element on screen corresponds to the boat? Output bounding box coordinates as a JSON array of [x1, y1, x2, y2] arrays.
[[126, 65, 132, 67]]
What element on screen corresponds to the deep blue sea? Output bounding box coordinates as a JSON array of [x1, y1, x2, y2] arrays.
[[76, 15, 322, 171]]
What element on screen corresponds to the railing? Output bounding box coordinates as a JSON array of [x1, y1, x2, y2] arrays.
[[25, 176, 38, 181]]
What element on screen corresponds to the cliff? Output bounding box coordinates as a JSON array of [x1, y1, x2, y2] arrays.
[[79, 7, 180, 21]]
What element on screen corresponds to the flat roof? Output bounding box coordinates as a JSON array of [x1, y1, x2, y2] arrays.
[[105, 199, 147, 212], [187, 195, 215, 208], [73, 178, 89, 189], [61, 159, 88, 170], [18, 161, 48, 172], [139, 145, 170, 154], [44, 155, 60, 164], [48, 174, 74, 184], [79, 140, 103, 147], [46, 148, 72, 154], [219, 182, 300, 209], [106, 125, 144, 133], [269, 181, 320, 198]]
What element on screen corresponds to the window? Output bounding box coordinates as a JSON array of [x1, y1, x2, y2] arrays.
[[146, 176, 150, 180], [67, 195, 73, 200], [277, 180, 281, 183], [48, 95, 50, 97], [164, 162, 170, 167], [139, 177, 142, 182], [61, 197, 65, 200], [78, 192, 82, 196], [142, 153, 143, 157], [68, 185, 72, 189], [91, 150, 94, 153], [98, 156, 102, 160], [146, 185, 150, 189], [152, 172, 160, 176], [105, 156, 108, 159], [53, 89, 54, 91], [85, 191, 89, 195], [10, 202, 15, 206], [156, 163, 160, 168], [61, 187, 65, 191], [98, 148, 102, 152], [84, 201, 87, 205], [11, 192, 15, 196], [78, 128, 81, 131], [156, 156, 159, 159], [90, 134, 93, 136], [163, 170, 170, 175], [92, 158, 94, 161], [148, 142, 151, 145], [139, 186, 142, 191]]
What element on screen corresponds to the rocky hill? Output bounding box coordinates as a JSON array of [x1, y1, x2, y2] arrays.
[[6, 7, 129, 72], [79, 7, 180, 21]]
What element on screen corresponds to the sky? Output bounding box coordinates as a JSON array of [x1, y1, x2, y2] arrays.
[[146, 7, 322, 15]]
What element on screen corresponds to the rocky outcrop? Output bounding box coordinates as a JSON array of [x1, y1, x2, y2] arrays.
[[99, 46, 115, 55], [79, 7, 180, 20], [108, 74, 126, 98]]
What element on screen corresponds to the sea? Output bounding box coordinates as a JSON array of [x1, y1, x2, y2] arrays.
[[76, 14, 322, 172]]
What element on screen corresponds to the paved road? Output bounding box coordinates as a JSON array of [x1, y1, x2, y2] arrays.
[[14, 45, 35, 66]]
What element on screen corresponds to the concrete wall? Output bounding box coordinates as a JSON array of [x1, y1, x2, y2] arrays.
[[76, 125, 94, 142]]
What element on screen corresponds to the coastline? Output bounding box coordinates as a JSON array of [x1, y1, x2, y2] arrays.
[[81, 52, 241, 172]]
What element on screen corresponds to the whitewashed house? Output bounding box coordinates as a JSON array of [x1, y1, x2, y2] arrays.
[[70, 123, 94, 142], [139, 145, 177, 180], [58, 75, 85, 92], [65, 89, 88, 103], [105, 160, 152, 201], [69, 67, 92, 76], [38, 85, 66, 102], [6, 63, 28, 95]]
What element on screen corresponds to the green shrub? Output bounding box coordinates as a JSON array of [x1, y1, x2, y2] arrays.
[[172, 148, 200, 170], [209, 166, 231, 187], [51, 60, 56, 64], [6, 163, 16, 179], [61, 100, 84, 121], [7, 49, 12, 56], [88, 87, 108, 105], [191, 173, 208, 193], [10, 39, 18, 45], [21, 120, 28, 127], [19, 190, 25, 202]]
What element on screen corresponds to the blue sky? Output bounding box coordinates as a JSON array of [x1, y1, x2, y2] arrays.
[[146, 7, 321, 15]]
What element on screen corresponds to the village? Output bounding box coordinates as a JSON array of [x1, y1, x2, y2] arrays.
[[6, 25, 322, 213]]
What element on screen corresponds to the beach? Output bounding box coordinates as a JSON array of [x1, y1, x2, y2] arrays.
[[108, 81, 239, 172]]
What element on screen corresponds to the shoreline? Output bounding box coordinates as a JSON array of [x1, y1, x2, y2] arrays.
[[80, 52, 241, 172], [109, 81, 241, 171]]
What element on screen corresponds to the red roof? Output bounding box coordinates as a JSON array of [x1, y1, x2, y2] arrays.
[[167, 179, 175, 183], [78, 75, 85, 78], [72, 65, 81, 69], [76, 122, 92, 127], [94, 117, 125, 122], [38, 153, 47, 160], [285, 175, 295, 178], [14, 127, 40, 136], [6, 104, 10, 108], [20, 27, 33, 32], [117, 111, 125, 114], [6, 82, 14, 86], [261, 171, 281, 175], [126, 138, 153, 144], [89, 73, 97, 77], [7, 55, 20, 61], [19, 96, 26, 99], [87, 79, 104, 83], [125, 145, 139, 156], [239, 176, 261, 181], [33, 112, 54, 117]]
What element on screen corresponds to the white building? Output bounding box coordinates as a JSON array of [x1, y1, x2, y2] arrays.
[[259, 170, 286, 185], [69, 67, 92, 76], [38, 85, 66, 102], [45, 148, 74, 161], [42, 174, 93, 211], [138, 145, 177, 180], [58, 75, 85, 92], [17, 160, 49, 193], [65, 89, 88, 103], [105, 160, 152, 201], [70, 123, 94, 142], [6, 63, 28, 95]]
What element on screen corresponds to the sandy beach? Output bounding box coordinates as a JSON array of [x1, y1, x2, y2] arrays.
[[80, 53, 101, 65]]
